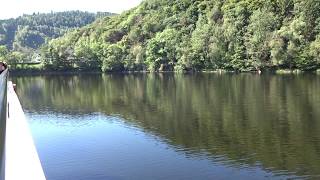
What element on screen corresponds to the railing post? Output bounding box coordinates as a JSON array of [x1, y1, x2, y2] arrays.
[[0, 69, 8, 180]]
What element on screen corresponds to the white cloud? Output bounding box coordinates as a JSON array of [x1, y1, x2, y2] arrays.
[[0, 0, 143, 19]]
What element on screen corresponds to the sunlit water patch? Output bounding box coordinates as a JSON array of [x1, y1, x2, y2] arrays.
[[26, 112, 297, 180]]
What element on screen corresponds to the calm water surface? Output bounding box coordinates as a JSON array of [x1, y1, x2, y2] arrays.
[[12, 73, 320, 180]]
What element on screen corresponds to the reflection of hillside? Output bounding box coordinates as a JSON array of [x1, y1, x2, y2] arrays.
[[13, 73, 320, 177]]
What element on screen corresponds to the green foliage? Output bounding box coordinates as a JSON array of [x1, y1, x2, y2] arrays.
[[0, 11, 114, 50], [245, 9, 277, 69], [146, 28, 180, 71], [102, 44, 125, 72], [0, 11, 114, 70], [0, 45, 8, 58], [40, 0, 320, 72], [6, 51, 24, 69], [0, 45, 29, 68]]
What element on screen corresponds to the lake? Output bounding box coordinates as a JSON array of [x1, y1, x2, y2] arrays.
[[12, 73, 320, 180]]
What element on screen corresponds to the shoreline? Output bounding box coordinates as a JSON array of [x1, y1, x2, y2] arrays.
[[9, 68, 320, 76]]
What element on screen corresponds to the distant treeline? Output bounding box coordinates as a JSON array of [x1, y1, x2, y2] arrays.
[[0, 11, 114, 67]]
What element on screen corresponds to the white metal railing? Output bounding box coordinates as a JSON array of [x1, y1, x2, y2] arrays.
[[0, 69, 8, 180], [5, 81, 46, 180]]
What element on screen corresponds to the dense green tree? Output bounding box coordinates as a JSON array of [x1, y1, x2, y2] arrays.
[[6, 51, 24, 69], [309, 35, 320, 66], [102, 44, 125, 72], [146, 28, 180, 71], [189, 15, 211, 70], [0, 45, 8, 58], [245, 9, 277, 69]]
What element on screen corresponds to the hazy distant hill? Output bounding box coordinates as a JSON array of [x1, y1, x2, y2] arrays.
[[0, 11, 115, 51], [42, 0, 320, 72]]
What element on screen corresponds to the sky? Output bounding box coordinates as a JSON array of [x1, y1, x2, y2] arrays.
[[0, 0, 143, 19]]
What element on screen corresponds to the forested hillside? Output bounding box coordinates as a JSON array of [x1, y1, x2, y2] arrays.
[[0, 11, 114, 66], [12, 0, 320, 71], [0, 11, 114, 51], [40, 0, 320, 72]]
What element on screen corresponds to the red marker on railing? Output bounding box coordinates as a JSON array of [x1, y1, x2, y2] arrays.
[[13, 84, 17, 92], [0, 62, 7, 74]]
